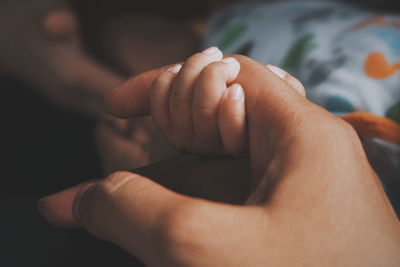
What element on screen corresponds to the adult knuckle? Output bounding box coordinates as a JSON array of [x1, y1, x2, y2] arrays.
[[76, 183, 103, 228], [322, 115, 357, 137], [335, 118, 360, 142], [75, 172, 141, 239], [97, 171, 138, 198], [314, 113, 361, 147]]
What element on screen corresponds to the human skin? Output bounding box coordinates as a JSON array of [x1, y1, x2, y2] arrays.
[[0, 0, 124, 116], [39, 55, 400, 266]]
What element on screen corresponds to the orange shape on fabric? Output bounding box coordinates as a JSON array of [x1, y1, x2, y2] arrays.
[[364, 52, 400, 79], [351, 16, 387, 30], [341, 112, 400, 146], [350, 15, 400, 31]]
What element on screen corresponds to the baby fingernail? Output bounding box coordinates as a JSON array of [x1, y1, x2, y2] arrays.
[[202, 46, 220, 55], [167, 64, 182, 73], [222, 57, 238, 64], [228, 83, 244, 100], [266, 64, 287, 79]]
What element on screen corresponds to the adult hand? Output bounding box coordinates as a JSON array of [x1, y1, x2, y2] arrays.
[[0, 0, 123, 116], [39, 56, 400, 266]]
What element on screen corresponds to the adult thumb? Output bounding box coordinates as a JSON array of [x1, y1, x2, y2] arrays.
[[38, 171, 204, 265], [39, 170, 263, 266]]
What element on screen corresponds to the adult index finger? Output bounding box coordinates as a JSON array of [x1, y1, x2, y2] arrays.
[[105, 64, 178, 117]]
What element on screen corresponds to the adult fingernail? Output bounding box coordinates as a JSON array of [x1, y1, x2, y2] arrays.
[[202, 46, 220, 55], [266, 64, 287, 79], [166, 64, 182, 74], [228, 83, 244, 100], [222, 57, 238, 64]]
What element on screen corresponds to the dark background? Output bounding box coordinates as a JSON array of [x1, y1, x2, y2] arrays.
[[0, 77, 144, 266]]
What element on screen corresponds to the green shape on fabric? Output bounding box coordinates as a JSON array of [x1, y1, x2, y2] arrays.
[[217, 11, 264, 52], [281, 33, 317, 72], [217, 23, 248, 51], [386, 101, 400, 124]]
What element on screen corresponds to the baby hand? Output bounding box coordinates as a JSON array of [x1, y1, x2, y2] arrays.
[[150, 47, 247, 156]]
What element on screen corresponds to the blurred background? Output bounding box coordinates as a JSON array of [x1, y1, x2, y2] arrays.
[[0, 0, 211, 266]]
